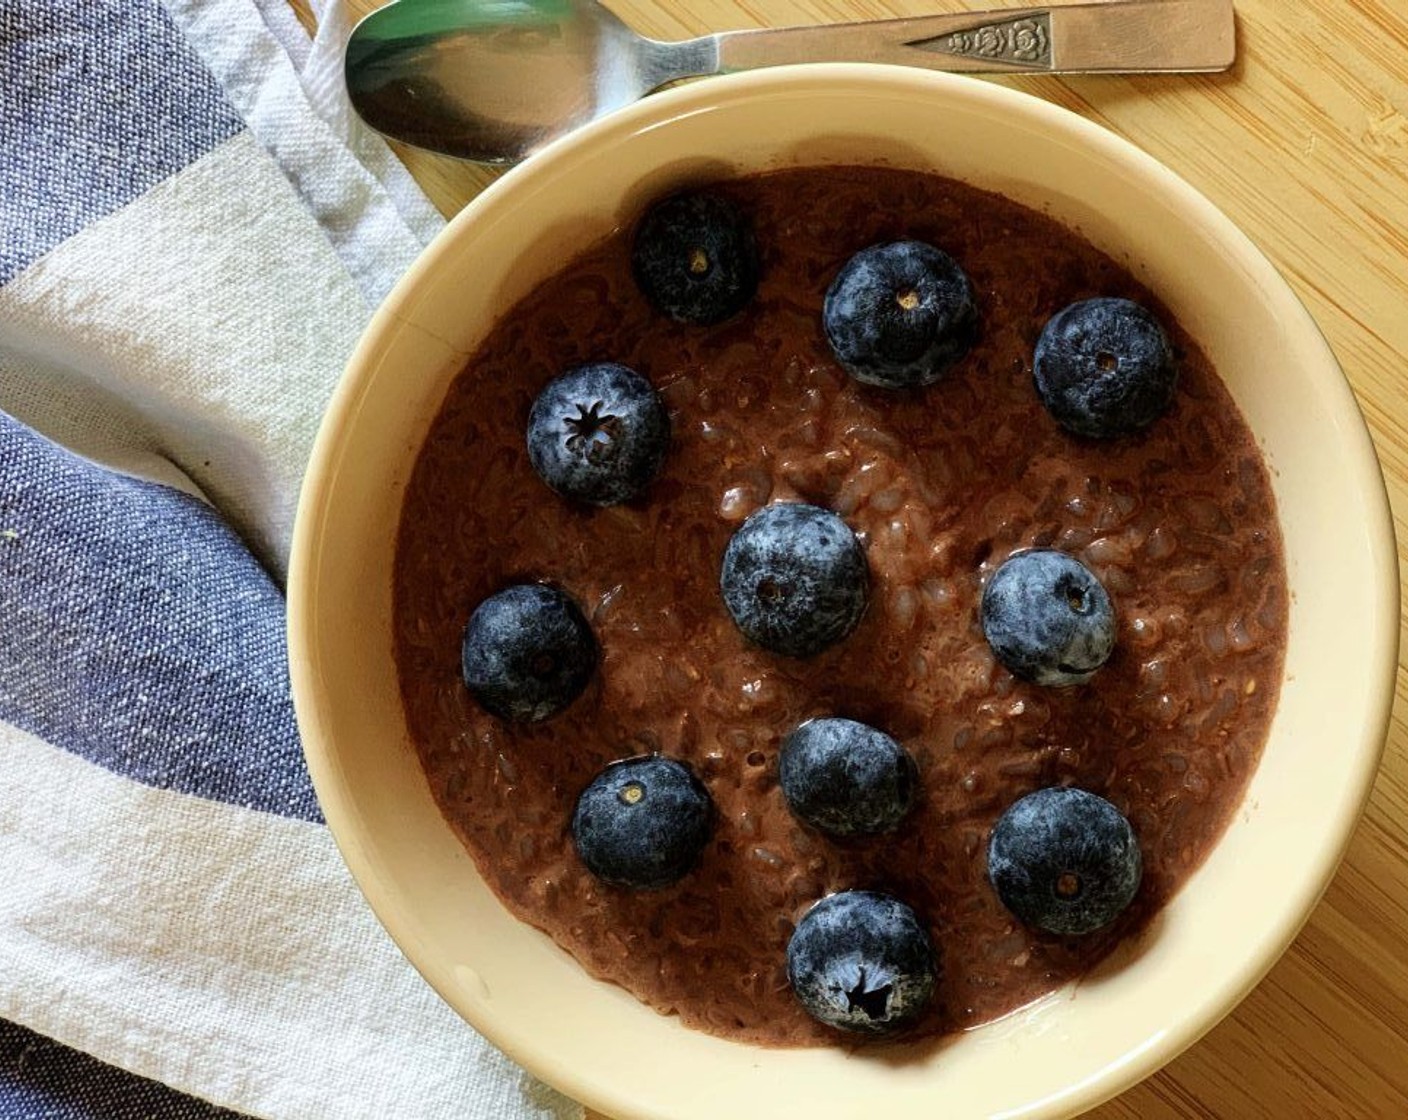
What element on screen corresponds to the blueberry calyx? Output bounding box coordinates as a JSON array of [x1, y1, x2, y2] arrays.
[[461, 583, 597, 722], [1033, 297, 1176, 438], [987, 786, 1143, 935], [719, 502, 869, 659], [527, 362, 670, 506], [786, 890, 937, 1034], [823, 240, 978, 388], [630, 191, 758, 325], [570, 755, 714, 890], [980, 549, 1116, 687], [779, 717, 917, 836]]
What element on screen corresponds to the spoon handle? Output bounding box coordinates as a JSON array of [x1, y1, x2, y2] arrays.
[[686, 0, 1233, 78]]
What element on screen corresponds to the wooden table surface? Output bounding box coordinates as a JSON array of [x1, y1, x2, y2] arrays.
[[302, 1, 1408, 1115]]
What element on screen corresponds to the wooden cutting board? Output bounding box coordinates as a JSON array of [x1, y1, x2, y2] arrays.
[[294, 1, 1408, 1114]]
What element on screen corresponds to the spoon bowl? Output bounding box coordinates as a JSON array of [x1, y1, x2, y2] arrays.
[[345, 0, 679, 161]]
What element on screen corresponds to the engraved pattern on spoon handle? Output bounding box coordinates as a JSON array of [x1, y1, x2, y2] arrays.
[[654, 0, 1234, 82]]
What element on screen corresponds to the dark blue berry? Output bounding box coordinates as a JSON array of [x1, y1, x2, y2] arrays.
[[630, 191, 758, 324], [1034, 297, 1176, 438], [779, 718, 917, 836], [987, 787, 1143, 936], [822, 240, 978, 388], [719, 503, 868, 659], [571, 755, 714, 890], [981, 549, 1115, 687], [786, 891, 937, 1034], [526, 362, 670, 506], [461, 584, 596, 722]]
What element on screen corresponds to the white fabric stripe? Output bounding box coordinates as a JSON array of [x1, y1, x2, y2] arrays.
[[0, 721, 582, 1120], [250, 0, 313, 72], [163, 0, 443, 306], [0, 132, 363, 579], [0, 352, 212, 500]]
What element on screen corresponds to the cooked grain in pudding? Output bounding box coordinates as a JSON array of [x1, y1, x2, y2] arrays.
[[392, 166, 1287, 1047]]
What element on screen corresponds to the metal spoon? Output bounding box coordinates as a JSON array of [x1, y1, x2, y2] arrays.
[[345, 0, 1234, 164]]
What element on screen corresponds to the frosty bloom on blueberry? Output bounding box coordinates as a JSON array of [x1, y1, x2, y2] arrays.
[[526, 362, 670, 506], [823, 240, 978, 388], [630, 190, 759, 325], [779, 717, 917, 837], [571, 755, 714, 890], [787, 890, 937, 1034], [1034, 297, 1177, 438], [460, 583, 597, 722], [987, 787, 1143, 936], [981, 549, 1116, 687], [719, 502, 869, 658]]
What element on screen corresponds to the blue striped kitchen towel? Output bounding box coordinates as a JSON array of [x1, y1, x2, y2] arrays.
[[0, 1, 581, 1117]]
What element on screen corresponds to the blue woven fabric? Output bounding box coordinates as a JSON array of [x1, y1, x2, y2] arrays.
[[0, 0, 243, 285], [0, 413, 319, 821], [0, 1019, 241, 1119]]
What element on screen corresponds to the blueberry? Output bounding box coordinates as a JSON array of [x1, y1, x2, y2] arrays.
[[571, 755, 714, 890], [461, 583, 596, 722], [987, 787, 1143, 935], [1034, 297, 1176, 438], [780, 718, 917, 836], [786, 890, 937, 1034], [981, 549, 1115, 687], [822, 240, 978, 388], [719, 503, 868, 659], [526, 362, 670, 506], [630, 191, 758, 324]]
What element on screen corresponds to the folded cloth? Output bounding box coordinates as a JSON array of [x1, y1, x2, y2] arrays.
[[0, 1, 581, 1117]]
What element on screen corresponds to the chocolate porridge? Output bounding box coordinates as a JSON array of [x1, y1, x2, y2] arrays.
[[392, 165, 1287, 1047]]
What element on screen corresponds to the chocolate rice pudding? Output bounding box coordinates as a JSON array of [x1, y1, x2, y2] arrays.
[[392, 165, 1287, 1047]]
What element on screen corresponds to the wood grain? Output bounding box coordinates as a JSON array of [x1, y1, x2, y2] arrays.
[[300, 1, 1408, 1114]]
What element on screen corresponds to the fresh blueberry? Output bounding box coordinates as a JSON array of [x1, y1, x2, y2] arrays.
[[630, 191, 758, 324], [719, 503, 868, 659], [571, 755, 714, 890], [981, 549, 1115, 687], [461, 583, 596, 722], [1034, 297, 1176, 438], [786, 890, 937, 1034], [987, 787, 1143, 936], [822, 240, 978, 388], [526, 362, 670, 506], [780, 718, 917, 836]]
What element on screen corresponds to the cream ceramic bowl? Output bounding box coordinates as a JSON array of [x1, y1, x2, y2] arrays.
[[288, 66, 1397, 1120]]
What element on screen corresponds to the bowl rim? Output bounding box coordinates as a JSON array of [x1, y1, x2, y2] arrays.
[[289, 63, 1399, 1120]]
